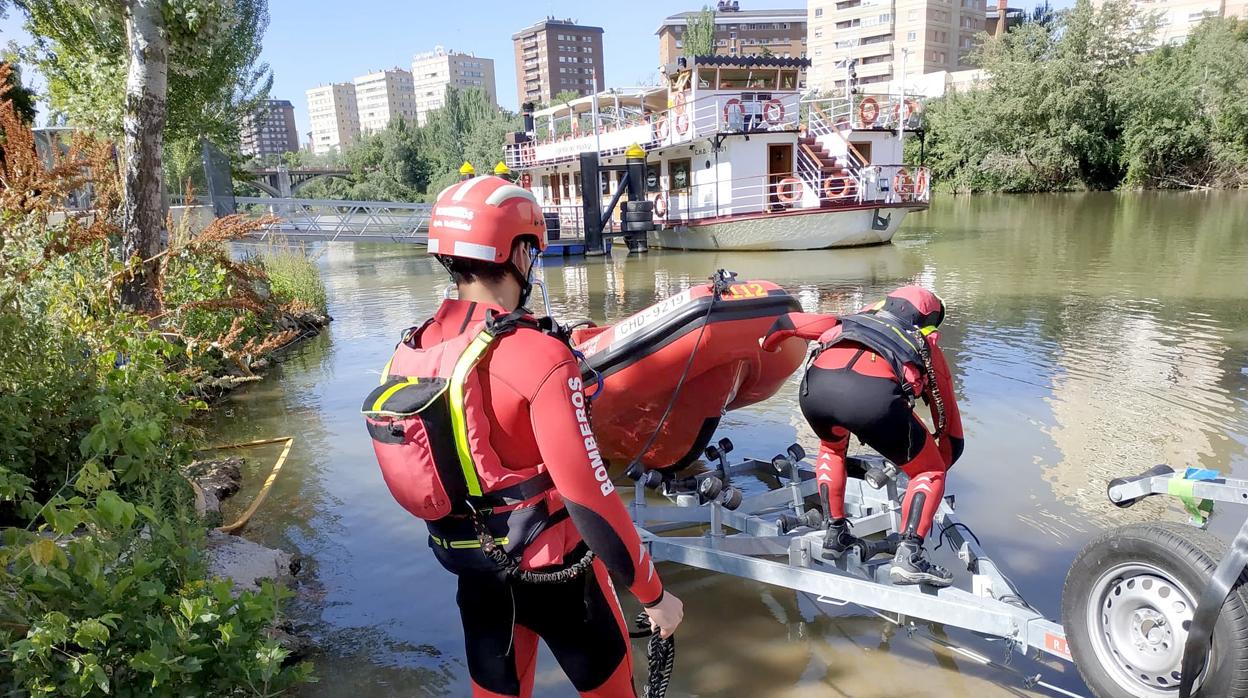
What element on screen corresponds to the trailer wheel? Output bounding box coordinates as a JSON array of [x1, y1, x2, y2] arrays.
[[1062, 522, 1248, 698]]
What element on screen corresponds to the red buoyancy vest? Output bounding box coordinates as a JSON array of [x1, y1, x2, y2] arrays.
[[362, 313, 559, 578]]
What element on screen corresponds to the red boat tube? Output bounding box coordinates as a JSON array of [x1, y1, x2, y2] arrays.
[[572, 278, 807, 471]]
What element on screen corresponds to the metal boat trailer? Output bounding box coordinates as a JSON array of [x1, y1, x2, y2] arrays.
[[628, 440, 1248, 698]]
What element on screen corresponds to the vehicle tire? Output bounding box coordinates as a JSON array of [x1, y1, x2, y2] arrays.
[[623, 210, 654, 223], [1062, 522, 1248, 698], [622, 200, 652, 212], [621, 220, 654, 234]]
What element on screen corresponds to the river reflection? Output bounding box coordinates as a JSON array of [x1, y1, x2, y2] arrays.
[[210, 191, 1248, 696]]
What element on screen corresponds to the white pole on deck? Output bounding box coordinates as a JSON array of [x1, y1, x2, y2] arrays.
[[898, 49, 908, 160], [592, 85, 602, 154]]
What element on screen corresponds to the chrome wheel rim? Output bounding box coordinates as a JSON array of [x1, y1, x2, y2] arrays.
[[1086, 562, 1203, 695]]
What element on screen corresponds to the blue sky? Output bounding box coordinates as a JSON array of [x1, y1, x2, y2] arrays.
[[1, 0, 1064, 140]]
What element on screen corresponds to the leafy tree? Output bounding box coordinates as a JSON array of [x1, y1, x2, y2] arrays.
[[683, 6, 717, 58], [14, 0, 273, 311], [1112, 18, 1248, 188], [919, 0, 1158, 192], [0, 59, 36, 123], [298, 87, 521, 203]]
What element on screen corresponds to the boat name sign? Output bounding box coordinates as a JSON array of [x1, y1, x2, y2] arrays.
[[612, 288, 696, 344]]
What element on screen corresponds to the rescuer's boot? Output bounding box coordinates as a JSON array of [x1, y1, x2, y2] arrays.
[[822, 517, 859, 557], [889, 534, 953, 587]]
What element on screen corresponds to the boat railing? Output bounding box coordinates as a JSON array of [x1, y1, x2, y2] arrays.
[[801, 94, 924, 132], [504, 91, 802, 169], [539, 203, 594, 241], [652, 165, 930, 224]]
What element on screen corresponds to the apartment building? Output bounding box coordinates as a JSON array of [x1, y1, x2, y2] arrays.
[[305, 82, 360, 155], [1094, 0, 1245, 43], [655, 2, 808, 67], [807, 0, 986, 91], [240, 99, 299, 159], [353, 68, 418, 134], [512, 17, 605, 107], [411, 47, 498, 125]]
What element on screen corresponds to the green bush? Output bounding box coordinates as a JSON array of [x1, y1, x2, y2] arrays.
[[918, 3, 1248, 192], [0, 88, 315, 695], [259, 245, 328, 315]]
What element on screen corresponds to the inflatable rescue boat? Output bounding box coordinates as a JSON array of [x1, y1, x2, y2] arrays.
[[571, 275, 806, 471]]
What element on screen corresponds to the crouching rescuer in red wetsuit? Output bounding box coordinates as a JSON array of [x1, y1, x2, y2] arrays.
[[361, 175, 683, 697], [763, 286, 964, 587]]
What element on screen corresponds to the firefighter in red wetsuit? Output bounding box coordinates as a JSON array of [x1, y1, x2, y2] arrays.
[[379, 176, 683, 697], [763, 286, 964, 587]]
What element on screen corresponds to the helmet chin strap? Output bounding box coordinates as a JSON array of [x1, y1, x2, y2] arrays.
[[510, 255, 536, 309]]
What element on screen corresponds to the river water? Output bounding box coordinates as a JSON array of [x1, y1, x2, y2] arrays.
[[211, 192, 1248, 697]]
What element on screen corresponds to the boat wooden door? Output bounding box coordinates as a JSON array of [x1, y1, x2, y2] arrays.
[[768, 144, 793, 208]]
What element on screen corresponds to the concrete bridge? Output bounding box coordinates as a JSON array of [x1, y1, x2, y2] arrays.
[[239, 166, 353, 198]]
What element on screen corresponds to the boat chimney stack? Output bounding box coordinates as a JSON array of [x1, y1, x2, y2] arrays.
[[521, 102, 536, 135], [996, 0, 1008, 35]]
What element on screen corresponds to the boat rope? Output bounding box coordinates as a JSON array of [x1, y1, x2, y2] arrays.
[[918, 336, 948, 435], [630, 611, 676, 698], [195, 436, 294, 535], [626, 272, 728, 476]]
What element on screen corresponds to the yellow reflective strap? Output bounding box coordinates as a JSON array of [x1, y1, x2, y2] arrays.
[[449, 331, 496, 497], [448, 536, 510, 550], [371, 376, 419, 413], [870, 299, 886, 311], [920, 325, 937, 336], [380, 356, 394, 385]]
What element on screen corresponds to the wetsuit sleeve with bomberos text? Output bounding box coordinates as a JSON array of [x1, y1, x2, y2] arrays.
[[528, 358, 665, 605], [925, 339, 964, 466]]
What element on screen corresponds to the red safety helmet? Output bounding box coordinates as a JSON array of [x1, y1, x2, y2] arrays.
[[427, 176, 547, 264], [881, 285, 946, 332]]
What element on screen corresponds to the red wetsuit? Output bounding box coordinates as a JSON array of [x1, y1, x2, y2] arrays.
[[766, 312, 964, 538], [418, 299, 661, 698]]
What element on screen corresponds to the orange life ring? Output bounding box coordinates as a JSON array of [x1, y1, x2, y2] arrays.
[[763, 99, 785, 125], [776, 177, 802, 204], [914, 169, 929, 197], [653, 114, 669, 140], [675, 111, 690, 135], [892, 99, 921, 123], [822, 175, 856, 200], [858, 97, 879, 126], [674, 91, 687, 108], [723, 98, 745, 124], [653, 192, 667, 218], [893, 168, 915, 199]]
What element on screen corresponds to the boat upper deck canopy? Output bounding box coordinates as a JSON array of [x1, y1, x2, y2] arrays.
[[662, 55, 811, 93], [532, 86, 667, 120]]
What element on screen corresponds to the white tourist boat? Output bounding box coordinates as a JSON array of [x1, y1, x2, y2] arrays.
[[503, 56, 930, 251]]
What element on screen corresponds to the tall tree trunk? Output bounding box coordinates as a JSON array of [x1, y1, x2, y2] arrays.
[[120, 0, 168, 313]]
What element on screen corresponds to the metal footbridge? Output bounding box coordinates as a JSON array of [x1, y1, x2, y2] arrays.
[[234, 197, 432, 243]]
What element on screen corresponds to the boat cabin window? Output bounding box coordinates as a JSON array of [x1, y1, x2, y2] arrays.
[[696, 68, 713, 89], [669, 158, 692, 192], [717, 69, 752, 89], [745, 73, 776, 90], [645, 164, 660, 192], [542, 175, 557, 204], [779, 71, 798, 90]]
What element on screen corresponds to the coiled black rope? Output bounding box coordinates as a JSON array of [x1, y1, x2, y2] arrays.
[[918, 334, 948, 435], [630, 611, 676, 698]]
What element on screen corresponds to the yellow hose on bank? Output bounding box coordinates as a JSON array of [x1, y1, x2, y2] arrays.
[[195, 436, 294, 535]]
